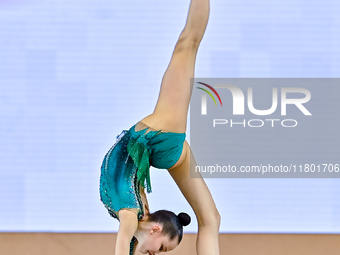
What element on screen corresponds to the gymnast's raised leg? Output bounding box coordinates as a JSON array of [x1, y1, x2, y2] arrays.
[[139, 0, 221, 254]]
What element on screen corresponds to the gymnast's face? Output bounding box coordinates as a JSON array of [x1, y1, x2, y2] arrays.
[[138, 225, 178, 254]]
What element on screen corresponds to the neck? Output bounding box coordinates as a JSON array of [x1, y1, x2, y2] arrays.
[[134, 219, 150, 241]]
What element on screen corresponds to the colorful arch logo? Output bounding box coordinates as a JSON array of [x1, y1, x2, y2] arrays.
[[196, 82, 223, 106]]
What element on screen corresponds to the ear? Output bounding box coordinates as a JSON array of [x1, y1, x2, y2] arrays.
[[150, 225, 162, 235]]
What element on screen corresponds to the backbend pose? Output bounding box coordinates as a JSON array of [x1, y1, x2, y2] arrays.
[[100, 0, 220, 254]]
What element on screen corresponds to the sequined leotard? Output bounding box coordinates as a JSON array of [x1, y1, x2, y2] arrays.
[[99, 121, 186, 254]]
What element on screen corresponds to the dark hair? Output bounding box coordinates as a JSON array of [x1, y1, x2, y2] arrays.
[[146, 210, 191, 244]]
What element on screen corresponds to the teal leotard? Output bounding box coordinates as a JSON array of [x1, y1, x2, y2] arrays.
[[99, 121, 186, 221]]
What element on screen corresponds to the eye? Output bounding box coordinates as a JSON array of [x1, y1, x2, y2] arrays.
[[159, 245, 163, 251]]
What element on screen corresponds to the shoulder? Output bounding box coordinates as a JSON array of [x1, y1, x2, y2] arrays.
[[118, 209, 139, 233], [118, 208, 139, 222]]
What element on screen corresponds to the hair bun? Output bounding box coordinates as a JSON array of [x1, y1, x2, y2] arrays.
[[177, 212, 191, 227]]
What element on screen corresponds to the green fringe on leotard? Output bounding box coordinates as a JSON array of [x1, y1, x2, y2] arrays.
[[127, 137, 152, 193]]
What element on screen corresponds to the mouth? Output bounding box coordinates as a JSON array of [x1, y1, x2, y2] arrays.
[[147, 251, 153, 255]]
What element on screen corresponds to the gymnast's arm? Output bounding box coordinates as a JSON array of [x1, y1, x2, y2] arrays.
[[115, 210, 138, 255], [181, 0, 210, 44]]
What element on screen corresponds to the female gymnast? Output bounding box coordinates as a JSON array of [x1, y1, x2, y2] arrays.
[[100, 0, 220, 254]]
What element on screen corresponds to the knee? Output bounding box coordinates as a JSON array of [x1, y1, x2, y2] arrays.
[[174, 34, 199, 53], [216, 209, 221, 226], [198, 207, 221, 229], [214, 209, 221, 227]]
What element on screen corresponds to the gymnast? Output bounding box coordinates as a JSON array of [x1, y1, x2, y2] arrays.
[[100, 0, 220, 254]]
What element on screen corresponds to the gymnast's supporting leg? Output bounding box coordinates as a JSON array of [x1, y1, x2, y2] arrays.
[[169, 141, 220, 255]]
